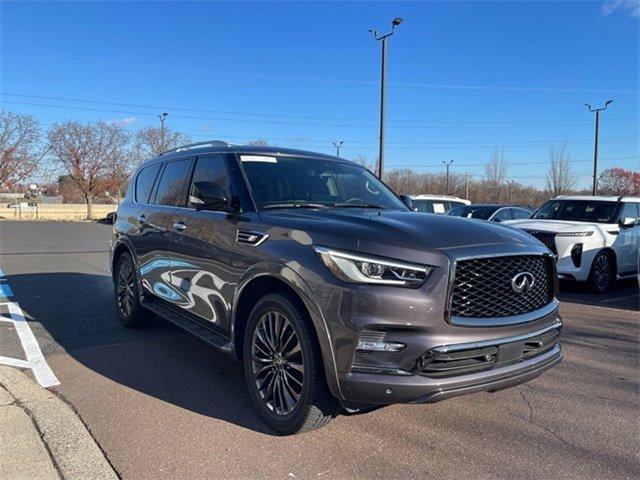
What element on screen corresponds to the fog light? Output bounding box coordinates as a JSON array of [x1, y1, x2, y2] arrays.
[[356, 330, 405, 352], [570, 243, 583, 267], [357, 339, 405, 352]]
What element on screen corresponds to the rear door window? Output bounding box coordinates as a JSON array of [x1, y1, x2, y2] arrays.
[[510, 208, 531, 219], [135, 163, 160, 203], [153, 159, 192, 207]]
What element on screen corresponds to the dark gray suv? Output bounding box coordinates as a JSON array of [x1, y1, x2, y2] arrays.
[[110, 141, 562, 434]]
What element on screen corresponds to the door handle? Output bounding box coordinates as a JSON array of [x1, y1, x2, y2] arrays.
[[173, 221, 187, 231], [137, 214, 147, 224]]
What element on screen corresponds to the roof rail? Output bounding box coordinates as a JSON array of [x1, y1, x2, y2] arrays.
[[160, 140, 230, 156]]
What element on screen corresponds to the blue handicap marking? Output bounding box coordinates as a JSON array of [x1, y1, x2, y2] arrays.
[[0, 284, 13, 298]]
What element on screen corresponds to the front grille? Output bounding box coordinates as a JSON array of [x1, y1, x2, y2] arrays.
[[450, 255, 554, 319], [524, 230, 557, 255]]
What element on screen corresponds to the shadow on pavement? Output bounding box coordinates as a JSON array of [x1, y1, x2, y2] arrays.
[[558, 278, 639, 312], [5, 271, 279, 435]]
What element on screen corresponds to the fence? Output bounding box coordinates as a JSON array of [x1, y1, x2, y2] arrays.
[[2, 204, 116, 221]]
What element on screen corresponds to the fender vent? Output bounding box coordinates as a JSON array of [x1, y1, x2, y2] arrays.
[[236, 229, 269, 246]]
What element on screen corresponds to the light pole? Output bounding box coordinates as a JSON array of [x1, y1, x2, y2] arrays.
[[369, 17, 403, 179], [443, 160, 453, 195], [332, 140, 344, 157], [508, 179, 515, 203], [158, 112, 168, 150], [585, 100, 612, 196], [464, 172, 470, 200]]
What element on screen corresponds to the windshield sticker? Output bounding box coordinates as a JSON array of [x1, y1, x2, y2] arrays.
[[240, 155, 277, 163], [433, 203, 446, 214]]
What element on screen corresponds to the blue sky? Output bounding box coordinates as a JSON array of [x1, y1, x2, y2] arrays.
[[1, 0, 638, 188]]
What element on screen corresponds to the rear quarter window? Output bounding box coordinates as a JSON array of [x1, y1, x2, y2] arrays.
[[135, 163, 160, 203]]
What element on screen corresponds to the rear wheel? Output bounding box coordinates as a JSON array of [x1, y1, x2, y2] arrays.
[[114, 253, 150, 327], [242, 293, 339, 435], [588, 251, 615, 293]]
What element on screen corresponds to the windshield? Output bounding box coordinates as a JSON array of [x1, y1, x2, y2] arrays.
[[449, 205, 497, 219], [532, 200, 620, 223], [240, 155, 407, 210]]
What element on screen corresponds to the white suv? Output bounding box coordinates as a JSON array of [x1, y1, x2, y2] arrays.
[[506, 195, 639, 292]]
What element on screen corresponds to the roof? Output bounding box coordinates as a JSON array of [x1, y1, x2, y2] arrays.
[[554, 195, 640, 202], [138, 140, 348, 168]]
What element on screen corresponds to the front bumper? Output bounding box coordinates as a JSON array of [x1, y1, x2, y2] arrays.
[[338, 322, 562, 405]]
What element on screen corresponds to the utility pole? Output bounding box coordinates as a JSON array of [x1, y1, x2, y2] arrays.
[[443, 160, 454, 195], [508, 180, 515, 203], [332, 140, 344, 157], [369, 17, 403, 179], [158, 112, 168, 151], [464, 172, 470, 200], [585, 100, 612, 195]]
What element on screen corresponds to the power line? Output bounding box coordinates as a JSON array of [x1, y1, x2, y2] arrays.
[[1, 92, 636, 127]]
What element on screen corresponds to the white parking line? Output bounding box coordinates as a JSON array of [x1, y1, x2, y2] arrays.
[[597, 294, 639, 304], [0, 269, 60, 387]]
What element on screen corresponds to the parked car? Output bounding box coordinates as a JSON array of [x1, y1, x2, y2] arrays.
[[505, 195, 640, 293], [111, 141, 562, 434], [410, 195, 470, 214], [449, 204, 533, 222]]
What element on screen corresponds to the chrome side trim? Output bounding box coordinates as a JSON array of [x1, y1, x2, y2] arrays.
[[236, 229, 269, 246], [450, 299, 559, 327], [433, 319, 562, 353]]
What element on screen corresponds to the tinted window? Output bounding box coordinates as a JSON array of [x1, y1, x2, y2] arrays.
[[449, 205, 497, 220], [492, 208, 511, 222], [153, 159, 191, 207], [413, 200, 434, 213], [618, 202, 638, 224], [510, 208, 532, 219], [135, 163, 160, 203], [189, 155, 231, 209], [241, 156, 406, 210], [533, 200, 619, 223]]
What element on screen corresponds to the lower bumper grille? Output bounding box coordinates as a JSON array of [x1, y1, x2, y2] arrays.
[[418, 326, 561, 378]]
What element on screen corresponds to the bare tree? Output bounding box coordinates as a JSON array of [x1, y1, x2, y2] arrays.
[[545, 144, 575, 196], [48, 120, 130, 219], [133, 125, 190, 163], [0, 110, 45, 190], [246, 139, 270, 146], [484, 148, 508, 202]]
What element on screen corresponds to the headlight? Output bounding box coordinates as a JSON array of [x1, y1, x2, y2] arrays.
[[314, 246, 433, 287], [556, 231, 594, 237]]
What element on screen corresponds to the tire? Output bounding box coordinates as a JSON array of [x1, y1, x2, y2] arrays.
[[588, 250, 616, 294], [114, 252, 150, 327], [242, 293, 340, 435]]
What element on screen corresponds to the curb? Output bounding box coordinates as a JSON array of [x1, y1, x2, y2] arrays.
[[0, 366, 119, 480]]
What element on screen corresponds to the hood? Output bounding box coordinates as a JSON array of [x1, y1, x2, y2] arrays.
[[504, 219, 602, 233], [261, 208, 539, 254]]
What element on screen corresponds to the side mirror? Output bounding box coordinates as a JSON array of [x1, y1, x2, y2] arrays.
[[619, 217, 636, 228], [190, 181, 230, 212], [399, 195, 415, 210]]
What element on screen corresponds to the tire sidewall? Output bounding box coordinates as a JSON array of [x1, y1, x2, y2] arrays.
[[242, 294, 316, 434]]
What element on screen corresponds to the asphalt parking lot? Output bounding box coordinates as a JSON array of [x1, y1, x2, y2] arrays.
[[0, 221, 638, 479]]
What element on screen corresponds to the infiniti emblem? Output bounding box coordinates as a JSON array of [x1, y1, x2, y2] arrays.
[[511, 272, 535, 294]]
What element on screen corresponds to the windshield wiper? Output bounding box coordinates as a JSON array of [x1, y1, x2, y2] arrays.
[[261, 203, 329, 210], [332, 203, 387, 209]]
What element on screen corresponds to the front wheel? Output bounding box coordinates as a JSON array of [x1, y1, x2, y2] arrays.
[[588, 251, 615, 293], [242, 293, 339, 435]]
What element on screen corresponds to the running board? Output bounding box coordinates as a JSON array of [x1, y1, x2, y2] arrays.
[[141, 297, 232, 353]]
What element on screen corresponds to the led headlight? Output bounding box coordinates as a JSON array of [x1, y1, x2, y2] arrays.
[[556, 231, 594, 237], [314, 246, 433, 287]]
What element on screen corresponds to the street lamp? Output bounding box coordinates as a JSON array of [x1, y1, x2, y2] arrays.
[[332, 140, 344, 157], [442, 160, 453, 195], [369, 17, 404, 179], [158, 112, 168, 150], [585, 100, 613, 196]]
